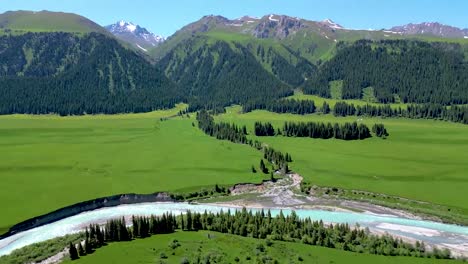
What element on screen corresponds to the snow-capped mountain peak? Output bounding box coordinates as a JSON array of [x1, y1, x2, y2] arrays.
[[320, 18, 344, 29], [105, 20, 165, 51]]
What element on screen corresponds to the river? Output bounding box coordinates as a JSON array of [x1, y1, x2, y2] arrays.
[[1, 202, 467, 257]]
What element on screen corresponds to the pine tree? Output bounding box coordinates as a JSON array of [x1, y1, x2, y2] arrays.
[[69, 242, 79, 260], [78, 242, 85, 256], [260, 159, 268, 174]]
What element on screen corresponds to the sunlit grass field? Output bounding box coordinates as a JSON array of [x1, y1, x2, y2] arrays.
[[62, 231, 456, 264], [217, 106, 468, 213], [0, 105, 267, 232]]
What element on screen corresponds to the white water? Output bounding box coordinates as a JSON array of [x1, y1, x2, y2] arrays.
[[1, 202, 467, 256]]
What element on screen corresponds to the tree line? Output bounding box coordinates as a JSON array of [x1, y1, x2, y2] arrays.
[[333, 101, 468, 124], [243, 99, 316, 115], [255, 121, 379, 140], [196, 110, 248, 144], [69, 209, 452, 261]]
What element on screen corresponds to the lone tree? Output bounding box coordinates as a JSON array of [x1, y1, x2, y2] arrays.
[[69, 242, 79, 260], [78, 242, 85, 256], [260, 159, 269, 174]]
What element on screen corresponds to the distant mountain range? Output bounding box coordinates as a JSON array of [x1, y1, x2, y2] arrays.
[[105, 20, 165, 51], [389, 22, 468, 39], [0, 10, 467, 115]]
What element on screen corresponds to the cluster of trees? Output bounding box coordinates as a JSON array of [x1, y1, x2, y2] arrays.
[[71, 209, 452, 260], [262, 146, 292, 173], [254, 122, 276, 136], [372, 124, 389, 138], [254, 121, 376, 140], [407, 104, 468, 124], [131, 214, 177, 238], [333, 101, 468, 124], [196, 110, 248, 144], [283, 121, 372, 140], [243, 99, 316, 115], [304, 40, 468, 105], [69, 213, 177, 260]]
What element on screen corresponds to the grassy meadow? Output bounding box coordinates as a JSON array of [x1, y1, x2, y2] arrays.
[[62, 231, 457, 264], [217, 106, 468, 214], [0, 105, 267, 233]]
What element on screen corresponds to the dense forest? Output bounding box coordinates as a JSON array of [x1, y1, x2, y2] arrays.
[[304, 40, 468, 105], [255, 121, 377, 140], [159, 36, 293, 111], [0, 32, 180, 115], [69, 210, 452, 261]]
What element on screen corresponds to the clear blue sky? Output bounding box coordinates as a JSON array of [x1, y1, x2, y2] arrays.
[[1, 0, 467, 37]]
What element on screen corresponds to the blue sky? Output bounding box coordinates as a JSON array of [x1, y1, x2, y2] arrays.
[[1, 0, 467, 37]]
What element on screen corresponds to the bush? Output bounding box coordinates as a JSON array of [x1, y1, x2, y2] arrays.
[[168, 239, 181, 249], [160, 252, 168, 259], [255, 243, 266, 253]]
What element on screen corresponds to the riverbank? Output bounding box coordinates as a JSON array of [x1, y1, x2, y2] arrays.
[[0, 193, 173, 240]]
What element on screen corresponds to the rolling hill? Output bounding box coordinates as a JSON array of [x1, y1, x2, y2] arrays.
[[0, 10, 109, 34]]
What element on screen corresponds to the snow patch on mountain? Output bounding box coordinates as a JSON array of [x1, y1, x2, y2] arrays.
[[321, 19, 344, 30], [269, 14, 279, 22], [136, 44, 148, 52]]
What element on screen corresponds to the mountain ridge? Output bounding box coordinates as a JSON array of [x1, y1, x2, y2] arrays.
[[389, 22, 468, 38]]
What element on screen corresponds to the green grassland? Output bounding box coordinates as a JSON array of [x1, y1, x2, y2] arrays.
[[0, 10, 106, 34], [0, 105, 268, 233], [217, 106, 468, 214], [62, 231, 456, 264]]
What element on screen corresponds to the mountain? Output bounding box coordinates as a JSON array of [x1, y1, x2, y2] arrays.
[[0, 10, 108, 34], [105, 20, 165, 52], [0, 32, 179, 115], [158, 36, 293, 111], [155, 14, 468, 64], [304, 40, 468, 105], [389, 22, 468, 39]]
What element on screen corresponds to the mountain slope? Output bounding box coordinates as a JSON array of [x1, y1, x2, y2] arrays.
[[158, 35, 292, 110], [304, 40, 468, 105], [0, 32, 179, 115], [106, 20, 164, 52], [0, 10, 108, 34]]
